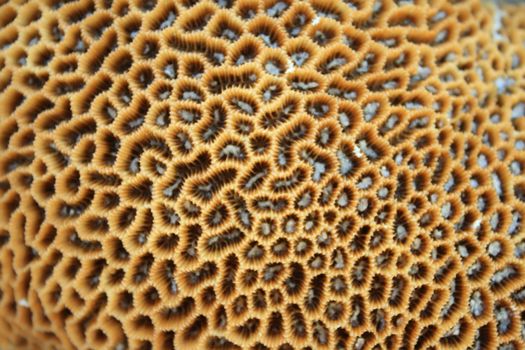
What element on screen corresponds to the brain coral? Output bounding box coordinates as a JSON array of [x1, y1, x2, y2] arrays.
[[0, 0, 525, 349]]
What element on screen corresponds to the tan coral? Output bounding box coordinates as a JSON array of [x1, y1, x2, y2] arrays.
[[0, 0, 525, 349]]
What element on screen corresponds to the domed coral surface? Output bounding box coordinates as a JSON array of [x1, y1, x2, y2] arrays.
[[0, 0, 525, 349]]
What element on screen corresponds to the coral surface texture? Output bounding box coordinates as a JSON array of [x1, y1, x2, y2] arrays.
[[0, 0, 525, 349]]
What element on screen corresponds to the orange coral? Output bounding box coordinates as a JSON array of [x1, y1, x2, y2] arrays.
[[0, 0, 525, 349]]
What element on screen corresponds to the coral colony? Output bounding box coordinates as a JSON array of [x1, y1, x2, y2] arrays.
[[0, 0, 524, 349]]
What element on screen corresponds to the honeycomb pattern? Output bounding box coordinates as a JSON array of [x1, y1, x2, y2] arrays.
[[1, 0, 525, 349]]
